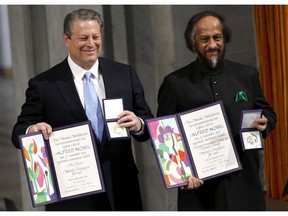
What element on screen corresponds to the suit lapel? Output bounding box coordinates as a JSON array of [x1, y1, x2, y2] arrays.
[[54, 59, 87, 121], [99, 57, 119, 98]]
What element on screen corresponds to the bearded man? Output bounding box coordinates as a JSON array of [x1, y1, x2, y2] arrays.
[[157, 10, 276, 210]]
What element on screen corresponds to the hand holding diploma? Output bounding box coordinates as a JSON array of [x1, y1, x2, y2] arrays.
[[181, 176, 204, 190], [28, 122, 52, 140]]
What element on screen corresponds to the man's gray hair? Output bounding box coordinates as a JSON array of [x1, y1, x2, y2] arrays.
[[63, 8, 104, 38]]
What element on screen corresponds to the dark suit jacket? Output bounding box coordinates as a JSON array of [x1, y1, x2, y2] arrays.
[[11, 57, 153, 211], [157, 59, 276, 210]]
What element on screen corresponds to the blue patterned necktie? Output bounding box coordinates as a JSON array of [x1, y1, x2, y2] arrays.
[[83, 71, 104, 142]]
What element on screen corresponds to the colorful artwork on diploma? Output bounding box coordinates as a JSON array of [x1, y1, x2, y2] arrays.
[[147, 101, 242, 185], [147, 117, 192, 188], [21, 134, 57, 205]]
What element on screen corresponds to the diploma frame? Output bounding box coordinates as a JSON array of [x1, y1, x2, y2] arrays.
[[146, 101, 242, 188], [19, 121, 105, 207], [102, 98, 130, 140], [239, 109, 264, 151]]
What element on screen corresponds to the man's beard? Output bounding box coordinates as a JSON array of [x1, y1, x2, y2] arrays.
[[196, 47, 225, 69]]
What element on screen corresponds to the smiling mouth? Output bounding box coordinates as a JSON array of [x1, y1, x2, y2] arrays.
[[206, 49, 220, 57], [84, 49, 96, 52], [83, 49, 97, 55], [207, 53, 218, 59]]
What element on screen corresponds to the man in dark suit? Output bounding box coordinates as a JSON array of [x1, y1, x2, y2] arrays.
[[11, 8, 153, 211], [157, 11, 276, 210]]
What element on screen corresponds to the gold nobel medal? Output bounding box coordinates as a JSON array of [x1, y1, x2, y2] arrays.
[[112, 123, 124, 135]]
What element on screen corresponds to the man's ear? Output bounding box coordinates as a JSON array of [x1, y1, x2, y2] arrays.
[[191, 41, 197, 53], [63, 33, 70, 48]]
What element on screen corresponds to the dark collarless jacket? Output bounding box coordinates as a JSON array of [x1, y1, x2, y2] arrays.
[[11, 57, 153, 211], [157, 59, 276, 210]]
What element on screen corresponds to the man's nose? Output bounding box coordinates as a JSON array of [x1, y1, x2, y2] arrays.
[[207, 38, 217, 49], [86, 37, 94, 46]]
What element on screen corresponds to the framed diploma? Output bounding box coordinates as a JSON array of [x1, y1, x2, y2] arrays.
[[146, 101, 242, 188], [102, 98, 130, 140], [19, 121, 105, 207], [178, 101, 242, 180], [239, 109, 263, 151]]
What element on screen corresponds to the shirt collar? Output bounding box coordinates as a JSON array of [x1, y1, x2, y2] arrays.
[[68, 55, 100, 81]]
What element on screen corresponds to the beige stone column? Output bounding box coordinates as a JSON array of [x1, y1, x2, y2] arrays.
[[0, 5, 12, 77], [116, 5, 178, 210], [9, 5, 43, 211]]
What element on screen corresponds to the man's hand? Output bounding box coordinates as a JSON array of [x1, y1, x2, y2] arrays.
[[28, 122, 52, 140], [117, 110, 142, 133], [181, 176, 204, 190], [251, 115, 268, 132]]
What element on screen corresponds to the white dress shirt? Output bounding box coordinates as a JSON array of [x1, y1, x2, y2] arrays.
[[68, 55, 106, 111]]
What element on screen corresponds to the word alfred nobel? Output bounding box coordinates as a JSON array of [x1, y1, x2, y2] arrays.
[[51, 132, 91, 156]]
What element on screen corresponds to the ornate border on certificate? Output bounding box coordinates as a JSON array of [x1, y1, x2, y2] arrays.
[[19, 121, 105, 207]]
